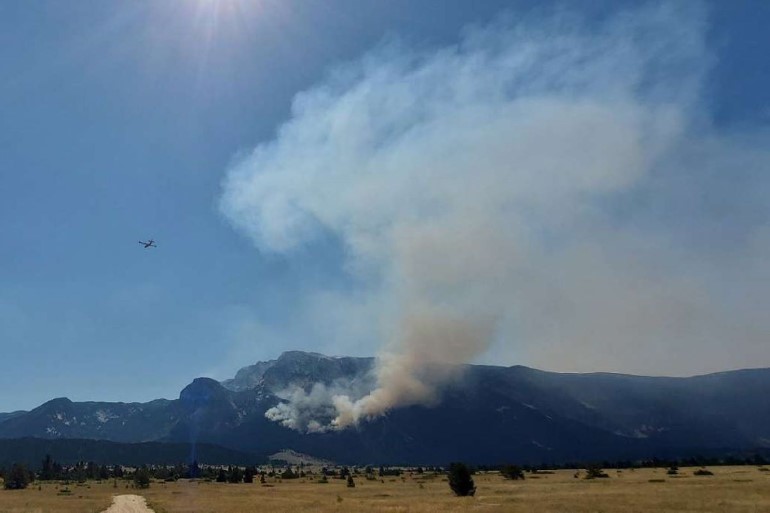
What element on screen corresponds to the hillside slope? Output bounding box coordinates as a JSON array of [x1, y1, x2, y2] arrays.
[[1, 351, 768, 464]]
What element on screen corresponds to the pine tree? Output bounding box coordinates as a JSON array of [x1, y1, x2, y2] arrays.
[[4, 463, 31, 490], [228, 466, 244, 483], [448, 462, 476, 497], [86, 461, 98, 480], [40, 454, 54, 481], [73, 461, 86, 483], [133, 467, 151, 489]]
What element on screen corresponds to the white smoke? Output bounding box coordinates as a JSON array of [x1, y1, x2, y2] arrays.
[[264, 383, 340, 433], [221, 4, 770, 431]]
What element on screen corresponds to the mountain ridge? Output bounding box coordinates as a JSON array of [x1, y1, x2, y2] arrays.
[[1, 351, 769, 465]]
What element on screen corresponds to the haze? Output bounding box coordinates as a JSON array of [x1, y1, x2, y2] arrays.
[[1, 0, 769, 414]]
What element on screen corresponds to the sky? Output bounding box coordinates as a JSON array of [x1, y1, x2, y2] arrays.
[[1, 0, 769, 413]]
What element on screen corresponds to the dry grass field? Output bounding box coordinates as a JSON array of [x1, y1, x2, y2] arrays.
[[2, 466, 769, 513]]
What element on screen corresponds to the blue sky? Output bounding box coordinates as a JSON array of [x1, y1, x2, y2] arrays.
[[1, 1, 769, 412]]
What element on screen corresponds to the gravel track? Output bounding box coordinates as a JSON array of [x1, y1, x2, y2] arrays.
[[100, 494, 155, 513]]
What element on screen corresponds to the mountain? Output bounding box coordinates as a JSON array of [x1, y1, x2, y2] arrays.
[[221, 351, 373, 392], [1, 351, 769, 465], [0, 397, 177, 442], [0, 411, 26, 424]]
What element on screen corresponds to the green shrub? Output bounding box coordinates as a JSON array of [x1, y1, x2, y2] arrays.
[[500, 465, 525, 480], [448, 462, 476, 497], [585, 464, 609, 479], [133, 468, 151, 489], [4, 463, 31, 490]]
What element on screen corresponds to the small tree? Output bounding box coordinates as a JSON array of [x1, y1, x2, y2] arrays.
[[133, 467, 151, 489], [4, 463, 31, 490], [500, 465, 525, 480], [40, 455, 55, 481], [448, 462, 476, 497], [228, 466, 243, 483], [86, 461, 98, 480], [347, 475, 356, 488], [73, 461, 86, 483], [585, 464, 609, 479]]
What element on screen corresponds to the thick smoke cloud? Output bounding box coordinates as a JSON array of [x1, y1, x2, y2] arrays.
[[221, 4, 770, 431]]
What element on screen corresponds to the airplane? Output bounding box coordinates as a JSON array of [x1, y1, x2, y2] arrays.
[[138, 239, 157, 248]]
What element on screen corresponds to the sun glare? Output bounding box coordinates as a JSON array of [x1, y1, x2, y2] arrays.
[[193, 0, 256, 23], [182, 0, 272, 83]]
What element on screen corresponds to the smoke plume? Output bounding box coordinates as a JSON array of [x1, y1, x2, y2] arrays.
[[221, 4, 770, 431]]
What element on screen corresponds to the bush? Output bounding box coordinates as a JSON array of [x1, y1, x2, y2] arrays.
[[500, 465, 525, 480], [448, 462, 476, 497], [585, 464, 609, 479], [4, 463, 31, 490], [666, 466, 679, 476], [694, 468, 714, 476], [347, 475, 355, 488], [133, 468, 151, 489], [228, 466, 243, 483]]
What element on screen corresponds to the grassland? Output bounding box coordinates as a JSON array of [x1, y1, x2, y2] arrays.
[[2, 466, 769, 513]]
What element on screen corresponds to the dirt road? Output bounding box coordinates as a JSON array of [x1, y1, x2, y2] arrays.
[[101, 494, 155, 513]]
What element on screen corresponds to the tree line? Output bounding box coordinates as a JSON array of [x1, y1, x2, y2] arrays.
[[4, 453, 768, 493]]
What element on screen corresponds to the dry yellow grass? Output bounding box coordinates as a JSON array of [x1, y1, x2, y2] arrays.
[[0, 480, 120, 513], [1, 466, 769, 513]]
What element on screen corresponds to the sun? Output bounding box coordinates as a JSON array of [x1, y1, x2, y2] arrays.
[[185, 0, 267, 69]]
